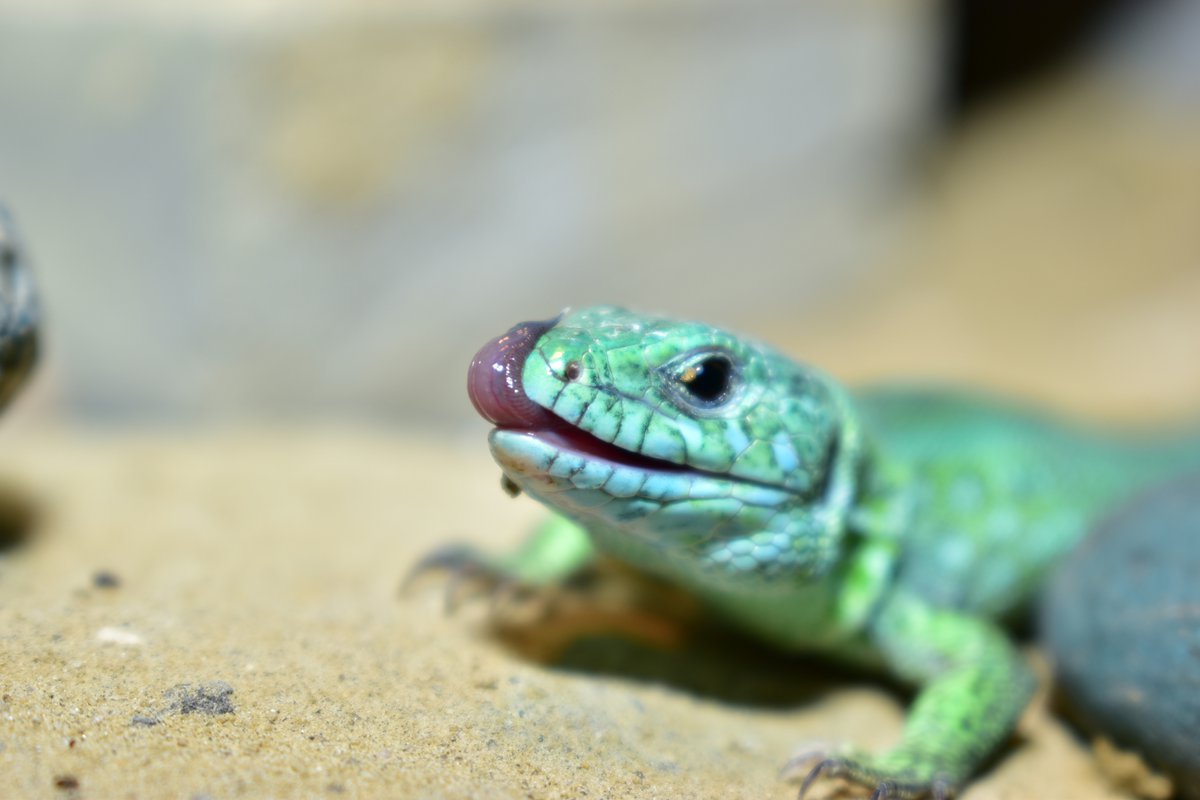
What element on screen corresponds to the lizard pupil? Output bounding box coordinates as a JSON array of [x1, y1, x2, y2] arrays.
[[680, 356, 732, 404]]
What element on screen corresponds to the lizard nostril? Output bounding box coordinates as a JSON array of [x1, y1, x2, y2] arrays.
[[467, 316, 559, 428]]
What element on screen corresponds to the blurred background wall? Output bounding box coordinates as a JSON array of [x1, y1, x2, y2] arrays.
[[1, 0, 1197, 429]]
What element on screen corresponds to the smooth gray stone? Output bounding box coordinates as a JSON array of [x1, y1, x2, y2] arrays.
[[0, 4, 934, 423], [1041, 472, 1200, 799]]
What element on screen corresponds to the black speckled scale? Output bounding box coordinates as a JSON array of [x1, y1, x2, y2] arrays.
[[1041, 472, 1200, 799]]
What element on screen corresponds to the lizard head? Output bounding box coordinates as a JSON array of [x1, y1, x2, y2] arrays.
[[0, 208, 39, 413], [468, 305, 864, 590]]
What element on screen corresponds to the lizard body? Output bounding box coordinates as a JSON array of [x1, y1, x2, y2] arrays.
[[456, 305, 1197, 798]]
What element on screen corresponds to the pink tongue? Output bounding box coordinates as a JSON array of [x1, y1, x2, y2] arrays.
[[467, 317, 561, 428]]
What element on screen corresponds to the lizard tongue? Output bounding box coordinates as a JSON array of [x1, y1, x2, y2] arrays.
[[469, 314, 691, 474], [467, 316, 560, 429]]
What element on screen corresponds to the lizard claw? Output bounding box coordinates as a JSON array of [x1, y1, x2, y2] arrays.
[[785, 751, 957, 800], [797, 757, 847, 799], [404, 543, 558, 622], [778, 745, 827, 781], [403, 543, 516, 613], [869, 783, 894, 800]]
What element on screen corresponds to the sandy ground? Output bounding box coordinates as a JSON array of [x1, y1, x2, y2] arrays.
[[0, 430, 1150, 800], [3, 70, 1199, 800]]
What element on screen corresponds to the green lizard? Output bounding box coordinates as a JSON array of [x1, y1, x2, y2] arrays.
[[434, 305, 1198, 799]]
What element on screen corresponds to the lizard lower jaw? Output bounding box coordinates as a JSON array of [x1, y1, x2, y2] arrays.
[[487, 426, 707, 509], [488, 427, 795, 519], [491, 423, 688, 476]]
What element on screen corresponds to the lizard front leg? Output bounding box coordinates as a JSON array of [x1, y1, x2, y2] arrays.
[[407, 514, 595, 609], [799, 591, 1036, 799]]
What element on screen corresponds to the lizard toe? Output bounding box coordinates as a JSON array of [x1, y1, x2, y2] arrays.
[[404, 543, 506, 612], [404, 543, 560, 618], [788, 751, 958, 800], [778, 744, 829, 780]]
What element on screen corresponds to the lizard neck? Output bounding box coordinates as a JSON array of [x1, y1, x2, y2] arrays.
[[702, 448, 907, 657], [584, 424, 906, 659]]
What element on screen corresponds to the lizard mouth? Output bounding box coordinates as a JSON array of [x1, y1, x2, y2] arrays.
[[494, 420, 689, 474], [468, 317, 687, 475]]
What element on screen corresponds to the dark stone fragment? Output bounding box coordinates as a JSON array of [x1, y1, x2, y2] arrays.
[[1040, 472, 1200, 799], [163, 681, 236, 716], [0, 207, 39, 413], [0, 482, 38, 552], [54, 775, 79, 790], [92, 570, 122, 589]]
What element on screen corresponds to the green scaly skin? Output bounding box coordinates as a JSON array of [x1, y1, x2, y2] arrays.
[[469, 306, 1198, 799]]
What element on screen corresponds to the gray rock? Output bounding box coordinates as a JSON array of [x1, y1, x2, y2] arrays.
[[0, 2, 936, 424], [0, 207, 38, 412], [1041, 472, 1200, 799]]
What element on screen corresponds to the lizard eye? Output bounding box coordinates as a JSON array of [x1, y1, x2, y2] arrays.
[[674, 353, 736, 409]]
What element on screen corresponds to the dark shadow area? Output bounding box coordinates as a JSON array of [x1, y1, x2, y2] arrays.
[[943, 0, 1143, 121], [0, 481, 39, 552], [489, 566, 895, 710], [549, 626, 889, 710]]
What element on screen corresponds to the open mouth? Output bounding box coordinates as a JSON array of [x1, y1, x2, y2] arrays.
[[469, 316, 810, 498], [496, 417, 689, 474], [468, 316, 691, 476]]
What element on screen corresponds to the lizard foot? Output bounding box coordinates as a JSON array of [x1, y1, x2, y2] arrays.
[[403, 543, 542, 615], [783, 749, 955, 800]]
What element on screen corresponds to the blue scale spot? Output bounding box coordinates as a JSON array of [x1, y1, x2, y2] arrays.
[[727, 538, 754, 555], [772, 433, 800, 474], [751, 531, 783, 547], [676, 418, 705, 463], [642, 473, 687, 502], [548, 453, 584, 480], [503, 435, 556, 472], [641, 422, 684, 463], [732, 554, 759, 572], [734, 440, 782, 482], [604, 467, 645, 498], [937, 537, 974, 572], [580, 393, 615, 433], [571, 460, 615, 491], [554, 387, 593, 425], [707, 548, 733, 564], [723, 423, 751, 457], [752, 544, 780, 562], [613, 403, 654, 453], [688, 480, 731, 501]]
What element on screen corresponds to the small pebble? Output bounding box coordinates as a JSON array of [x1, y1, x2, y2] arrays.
[[92, 571, 121, 589], [54, 775, 79, 790]]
